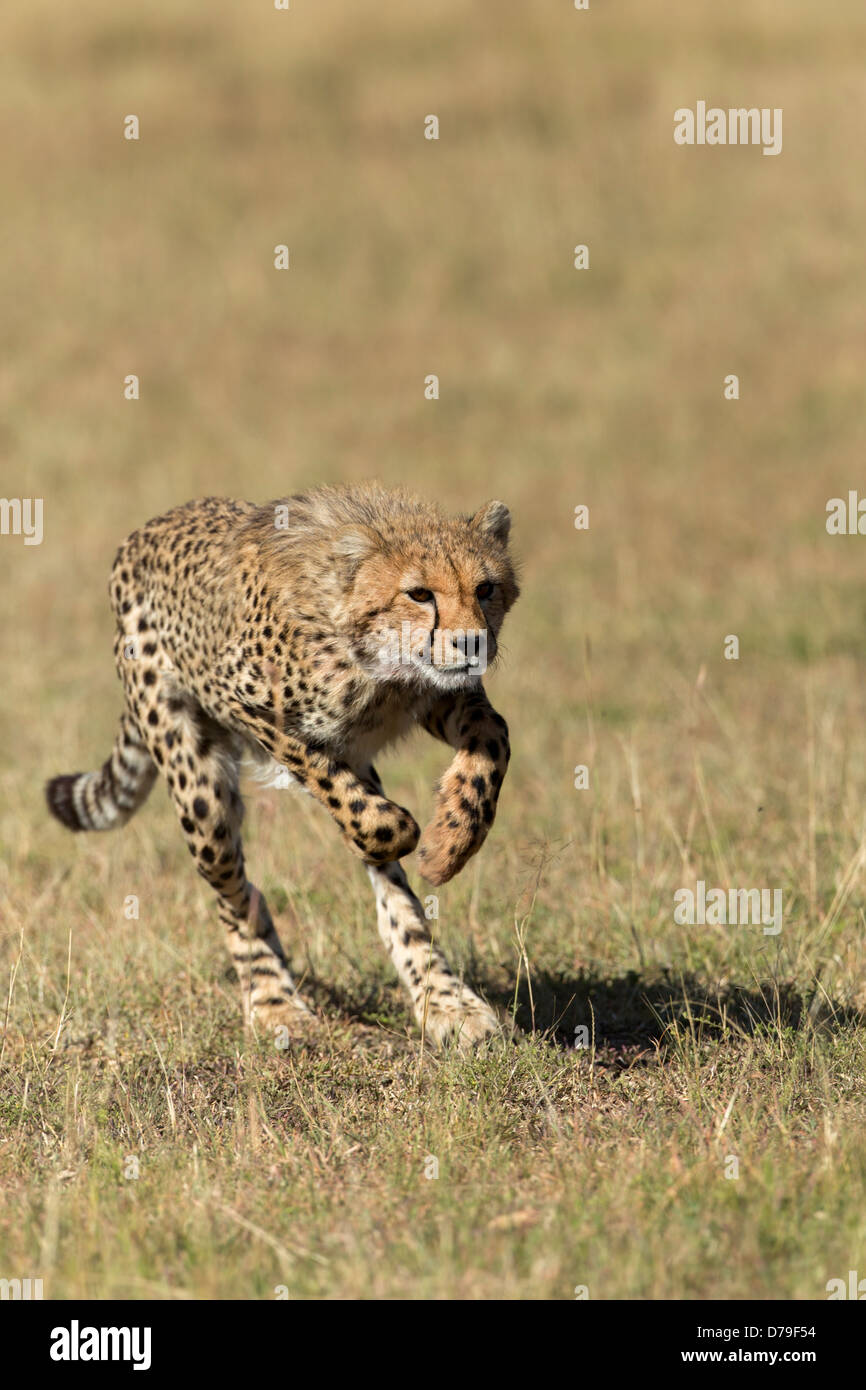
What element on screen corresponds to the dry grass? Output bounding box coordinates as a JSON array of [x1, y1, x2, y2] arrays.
[[2, 0, 866, 1299]]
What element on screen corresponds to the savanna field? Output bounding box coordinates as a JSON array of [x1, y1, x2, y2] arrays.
[[2, 0, 866, 1300]]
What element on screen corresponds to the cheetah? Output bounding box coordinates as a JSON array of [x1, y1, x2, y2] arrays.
[[46, 485, 519, 1048]]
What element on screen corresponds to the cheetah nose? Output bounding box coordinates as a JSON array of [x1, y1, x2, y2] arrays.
[[435, 635, 469, 668], [430, 627, 488, 671], [449, 629, 489, 668]]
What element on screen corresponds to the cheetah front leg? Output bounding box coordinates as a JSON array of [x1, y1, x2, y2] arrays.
[[416, 687, 511, 886], [366, 861, 501, 1048], [230, 705, 421, 866]]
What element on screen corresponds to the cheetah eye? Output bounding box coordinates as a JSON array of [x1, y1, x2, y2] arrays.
[[406, 587, 433, 603], [476, 581, 495, 601]]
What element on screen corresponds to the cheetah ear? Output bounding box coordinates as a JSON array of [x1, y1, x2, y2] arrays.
[[333, 524, 379, 584], [470, 500, 511, 547]]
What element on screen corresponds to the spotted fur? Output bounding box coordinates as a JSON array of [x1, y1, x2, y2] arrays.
[[46, 485, 519, 1046]]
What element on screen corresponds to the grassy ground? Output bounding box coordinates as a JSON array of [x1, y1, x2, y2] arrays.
[[2, 0, 866, 1299]]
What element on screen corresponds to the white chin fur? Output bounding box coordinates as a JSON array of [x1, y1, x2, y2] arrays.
[[363, 652, 482, 692], [413, 661, 483, 692], [364, 654, 479, 689]]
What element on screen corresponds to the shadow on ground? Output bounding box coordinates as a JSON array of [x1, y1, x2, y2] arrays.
[[481, 967, 863, 1060], [292, 963, 862, 1067]]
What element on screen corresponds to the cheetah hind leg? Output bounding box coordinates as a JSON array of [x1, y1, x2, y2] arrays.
[[222, 888, 319, 1043], [123, 685, 318, 1044]]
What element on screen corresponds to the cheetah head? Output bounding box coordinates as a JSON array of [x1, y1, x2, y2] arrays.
[[334, 499, 520, 691]]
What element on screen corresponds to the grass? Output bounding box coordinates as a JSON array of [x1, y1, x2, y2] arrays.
[[2, 0, 866, 1300]]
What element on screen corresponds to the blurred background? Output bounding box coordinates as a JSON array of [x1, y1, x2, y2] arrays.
[[2, 0, 866, 1300], [4, 0, 866, 937]]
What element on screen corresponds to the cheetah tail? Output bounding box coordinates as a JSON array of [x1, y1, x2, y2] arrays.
[[45, 711, 158, 832]]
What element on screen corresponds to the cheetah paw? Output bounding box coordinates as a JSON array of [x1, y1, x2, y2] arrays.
[[250, 995, 320, 1044], [418, 992, 503, 1050], [416, 817, 483, 886], [416, 762, 495, 885]]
